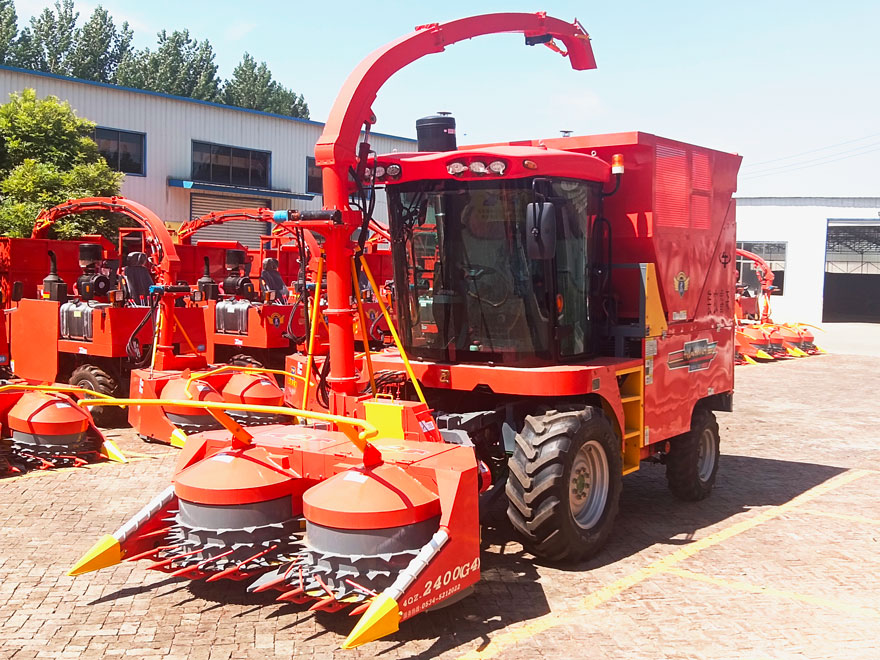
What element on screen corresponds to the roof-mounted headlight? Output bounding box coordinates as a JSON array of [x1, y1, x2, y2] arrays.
[[447, 161, 467, 176], [488, 160, 507, 175], [468, 161, 488, 175]]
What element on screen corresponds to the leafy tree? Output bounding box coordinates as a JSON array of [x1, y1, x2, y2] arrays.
[[0, 89, 123, 237], [224, 53, 309, 119], [0, 0, 17, 65], [116, 29, 221, 101], [70, 6, 132, 83], [14, 0, 78, 74], [264, 84, 309, 119]]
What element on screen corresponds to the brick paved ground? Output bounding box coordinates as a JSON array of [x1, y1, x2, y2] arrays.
[[1, 352, 879, 659]]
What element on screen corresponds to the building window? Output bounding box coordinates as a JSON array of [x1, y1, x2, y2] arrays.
[[737, 241, 786, 295], [306, 157, 322, 195], [192, 141, 270, 188], [94, 127, 145, 175]]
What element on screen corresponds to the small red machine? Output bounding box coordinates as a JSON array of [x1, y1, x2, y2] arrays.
[[72, 12, 740, 648], [8, 197, 287, 437]]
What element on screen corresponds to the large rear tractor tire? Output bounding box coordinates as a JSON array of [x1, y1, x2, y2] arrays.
[[506, 407, 622, 562], [70, 364, 123, 428], [665, 407, 720, 501]]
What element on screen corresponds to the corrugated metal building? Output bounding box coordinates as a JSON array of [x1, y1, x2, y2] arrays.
[[736, 197, 880, 324], [0, 65, 416, 246]]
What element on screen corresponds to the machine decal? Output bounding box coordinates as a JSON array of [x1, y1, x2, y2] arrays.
[[268, 312, 285, 328], [674, 271, 690, 297], [667, 338, 718, 372]]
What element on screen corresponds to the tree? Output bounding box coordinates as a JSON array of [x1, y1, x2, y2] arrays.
[[70, 6, 132, 83], [224, 53, 309, 119], [116, 29, 221, 101], [223, 53, 274, 110], [265, 84, 309, 119], [14, 0, 78, 74], [0, 89, 123, 238], [0, 0, 17, 65]]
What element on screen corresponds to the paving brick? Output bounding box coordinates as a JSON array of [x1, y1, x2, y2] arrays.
[[1, 355, 879, 659]]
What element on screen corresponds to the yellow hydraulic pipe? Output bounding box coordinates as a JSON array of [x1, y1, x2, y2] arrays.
[[359, 254, 426, 405], [76, 398, 379, 452], [301, 255, 325, 409], [185, 364, 305, 392], [0, 383, 116, 401], [351, 258, 376, 396], [148, 308, 162, 375], [173, 315, 200, 355]]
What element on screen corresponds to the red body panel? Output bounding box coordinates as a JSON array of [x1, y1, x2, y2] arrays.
[[9, 298, 209, 383]]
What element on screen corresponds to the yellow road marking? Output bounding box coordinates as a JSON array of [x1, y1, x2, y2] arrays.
[[663, 566, 880, 618], [796, 508, 880, 526], [456, 469, 871, 659]]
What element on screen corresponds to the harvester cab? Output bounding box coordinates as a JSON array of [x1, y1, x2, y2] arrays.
[[71, 11, 739, 650]]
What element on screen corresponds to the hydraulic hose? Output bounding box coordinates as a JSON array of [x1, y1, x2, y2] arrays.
[[125, 293, 159, 367]]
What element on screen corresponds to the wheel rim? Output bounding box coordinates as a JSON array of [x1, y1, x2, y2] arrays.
[[697, 428, 717, 482], [569, 440, 610, 530]]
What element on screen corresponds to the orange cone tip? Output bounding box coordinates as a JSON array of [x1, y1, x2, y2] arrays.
[[341, 593, 400, 649], [68, 534, 122, 576]]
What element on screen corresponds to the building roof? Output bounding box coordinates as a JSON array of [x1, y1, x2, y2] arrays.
[[736, 196, 880, 208], [0, 64, 417, 143]]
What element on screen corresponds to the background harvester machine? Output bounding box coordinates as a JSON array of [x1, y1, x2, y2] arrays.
[[70, 12, 740, 649], [734, 248, 823, 363], [175, 208, 317, 369], [6, 196, 287, 442]]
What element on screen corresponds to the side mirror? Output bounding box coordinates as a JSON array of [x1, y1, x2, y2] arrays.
[[526, 202, 557, 260], [11, 281, 23, 302]]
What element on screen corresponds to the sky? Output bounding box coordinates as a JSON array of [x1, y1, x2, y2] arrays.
[[13, 0, 880, 198]]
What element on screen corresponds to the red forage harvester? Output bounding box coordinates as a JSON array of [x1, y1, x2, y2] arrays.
[[69, 13, 598, 647]]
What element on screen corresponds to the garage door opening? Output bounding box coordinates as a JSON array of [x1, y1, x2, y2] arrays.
[[189, 193, 271, 248], [823, 221, 880, 323]]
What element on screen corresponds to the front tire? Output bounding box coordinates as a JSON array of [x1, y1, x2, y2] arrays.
[[70, 364, 122, 427], [506, 407, 622, 562], [665, 407, 720, 501]]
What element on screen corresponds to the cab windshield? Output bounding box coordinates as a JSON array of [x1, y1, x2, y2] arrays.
[[387, 177, 600, 365]]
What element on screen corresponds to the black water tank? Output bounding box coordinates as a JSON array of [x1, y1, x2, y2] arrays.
[[78, 243, 103, 266], [416, 113, 456, 152], [225, 249, 246, 269]]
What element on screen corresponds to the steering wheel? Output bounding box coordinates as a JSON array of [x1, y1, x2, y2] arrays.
[[464, 264, 509, 307]]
